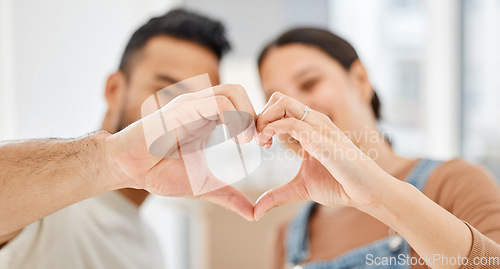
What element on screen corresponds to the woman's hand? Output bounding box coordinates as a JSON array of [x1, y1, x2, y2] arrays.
[[254, 92, 395, 220], [255, 93, 480, 269], [106, 84, 257, 221]]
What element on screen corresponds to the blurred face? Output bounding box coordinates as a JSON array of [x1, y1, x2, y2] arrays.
[[259, 43, 374, 136], [104, 35, 220, 132]]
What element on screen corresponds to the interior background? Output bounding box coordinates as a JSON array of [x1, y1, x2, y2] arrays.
[[1, 0, 499, 268]]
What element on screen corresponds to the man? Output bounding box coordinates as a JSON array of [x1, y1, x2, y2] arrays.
[[0, 9, 255, 268]]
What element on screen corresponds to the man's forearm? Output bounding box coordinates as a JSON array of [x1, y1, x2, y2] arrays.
[[0, 131, 125, 236]]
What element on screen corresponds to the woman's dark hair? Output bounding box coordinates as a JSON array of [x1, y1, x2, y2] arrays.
[[258, 27, 381, 120], [119, 8, 230, 77]]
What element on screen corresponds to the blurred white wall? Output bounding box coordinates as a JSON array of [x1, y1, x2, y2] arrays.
[[0, 0, 16, 139], [328, 0, 462, 159], [0, 0, 181, 140], [462, 0, 500, 178]]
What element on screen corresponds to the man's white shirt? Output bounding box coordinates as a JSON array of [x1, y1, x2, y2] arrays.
[[0, 191, 164, 269]]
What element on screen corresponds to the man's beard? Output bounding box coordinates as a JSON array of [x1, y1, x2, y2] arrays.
[[115, 112, 131, 134]]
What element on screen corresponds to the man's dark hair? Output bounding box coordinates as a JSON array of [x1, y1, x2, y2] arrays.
[[119, 8, 231, 76]]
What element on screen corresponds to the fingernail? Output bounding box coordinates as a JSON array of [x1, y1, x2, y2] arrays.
[[256, 191, 268, 204], [256, 132, 264, 145], [264, 137, 273, 149], [258, 105, 267, 115]]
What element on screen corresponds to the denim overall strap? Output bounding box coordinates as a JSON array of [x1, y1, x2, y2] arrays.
[[285, 159, 443, 268], [286, 201, 317, 265], [404, 159, 442, 192]]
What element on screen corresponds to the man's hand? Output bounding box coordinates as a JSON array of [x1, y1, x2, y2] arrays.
[[0, 83, 257, 243], [105, 84, 257, 221]]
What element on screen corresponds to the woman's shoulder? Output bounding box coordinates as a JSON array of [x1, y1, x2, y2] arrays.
[[436, 158, 490, 172], [425, 158, 500, 211], [429, 158, 496, 187]]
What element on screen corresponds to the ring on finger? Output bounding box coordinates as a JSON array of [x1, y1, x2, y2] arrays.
[[300, 106, 311, 121]]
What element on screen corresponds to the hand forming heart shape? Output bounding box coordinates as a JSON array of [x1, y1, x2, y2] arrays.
[[107, 83, 389, 221]]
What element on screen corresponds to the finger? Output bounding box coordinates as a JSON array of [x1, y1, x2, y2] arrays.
[[193, 84, 257, 121], [256, 118, 314, 148], [213, 84, 256, 114], [256, 94, 322, 132], [179, 148, 253, 222], [213, 84, 257, 142], [198, 181, 255, 221], [258, 118, 347, 163], [172, 95, 247, 145], [211, 96, 254, 144], [191, 95, 237, 125], [170, 84, 256, 143], [154, 96, 230, 156], [253, 181, 305, 221], [259, 91, 285, 115]]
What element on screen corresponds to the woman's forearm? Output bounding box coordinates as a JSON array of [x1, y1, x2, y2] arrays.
[[362, 176, 472, 269], [253, 92, 480, 268], [0, 131, 124, 237]]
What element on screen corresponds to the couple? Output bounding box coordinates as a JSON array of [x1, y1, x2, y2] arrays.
[[1, 8, 500, 269]]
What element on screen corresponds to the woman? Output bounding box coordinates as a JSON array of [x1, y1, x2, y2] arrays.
[[253, 28, 500, 269]]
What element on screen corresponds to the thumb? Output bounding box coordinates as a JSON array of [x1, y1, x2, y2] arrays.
[[198, 180, 255, 221], [253, 179, 304, 221]]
